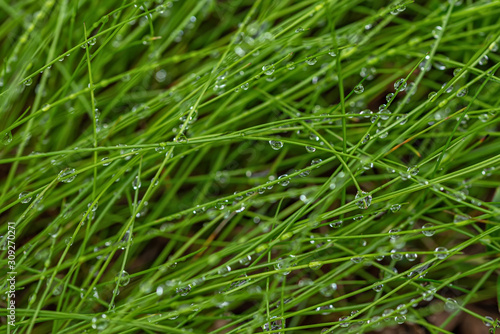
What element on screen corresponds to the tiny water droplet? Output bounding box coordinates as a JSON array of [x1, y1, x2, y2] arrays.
[[24, 78, 33, 86]]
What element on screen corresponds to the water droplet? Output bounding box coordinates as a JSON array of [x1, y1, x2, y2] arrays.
[[241, 82, 249, 90], [24, 78, 33, 86], [444, 298, 458, 312], [269, 140, 283, 150], [478, 55, 488, 66], [407, 165, 419, 176], [351, 256, 363, 264], [91, 314, 109, 331], [308, 261, 322, 269], [395, 315, 406, 324], [390, 204, 401, 212], [390, 250, 403, 261], [355, 190, 372, 209], [428, 91, 437, 100], [262, 64, 275, 75], [278, 174, 289, 186], [218, 265, 232, 276], [58, 168, 77, 183], [295, 27, 304, 33], [484, 316, 494, 327], [2, 131, 13, 145], [338, 316, 351, 328], [65, 237, 73, 246], [19, 191, 32, 204], [373, 284, 383, 292], [353, 84, 364, 94], [319, 283, 337, 297], [101, 157, 110, 166], [329, 220, 343, 228], [432, 26, 442, 39], [359, 109, 372, 119], [394, 78, 407, 92], [421, 223, 435, 237], [175, 133, 188, 143], [305, 146, 316, 153], [115, 270, 130, 286], [176, 284, 191, 296], [306, 57, 317, 66], [239, 255, 252, 265], [441, 82, 453, 93], [456, 87, 468, 97], [132, 176, 141, 190], [454, 214, 470, 223], [362, 134, 370, 144], [434, 247, 448, 259], [311, 158, 322, 166], [386, 93, 394, 103], [405, 253, 417, 261]]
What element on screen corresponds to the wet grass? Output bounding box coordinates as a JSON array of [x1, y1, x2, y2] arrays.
[[1, 0, 500, 333]]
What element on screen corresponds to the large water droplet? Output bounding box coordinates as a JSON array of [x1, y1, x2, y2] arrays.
[[306, 57, 317, 65], [91, 314, 109, 331], [394, 78, 407, 92], [269, 140, 283, 150], [58, 168, 77, 183], [262, 64, 275, 75], [115, 270, 130, 286], [19, 191, 32, 204], [132, 176, 141, 190], [2, 131, 13, 145], [355, 190, 372, 209], [353, 84, 364, 94], [421, 223, 435, 236], [278, 174, 289, 186], [434, 247, 448, 259]]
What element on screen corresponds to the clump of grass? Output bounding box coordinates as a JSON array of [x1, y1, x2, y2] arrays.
[[1, 0, 500, 333]]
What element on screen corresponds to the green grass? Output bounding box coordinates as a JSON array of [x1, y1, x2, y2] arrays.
[[1, 0, 500, 333]]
